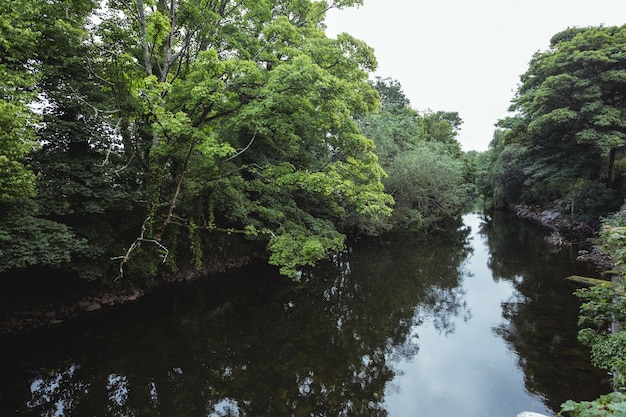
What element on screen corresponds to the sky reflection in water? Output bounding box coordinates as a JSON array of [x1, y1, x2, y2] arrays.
[[0, 213, 610, 417], [385, 214, 547, 417]]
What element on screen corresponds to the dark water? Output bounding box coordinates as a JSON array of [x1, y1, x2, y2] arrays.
[[0, 212, 611, 417]]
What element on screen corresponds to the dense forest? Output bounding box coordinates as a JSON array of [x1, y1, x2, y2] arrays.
[[0, 0, 472, 287], [4, 0, 626, 414], [474, 25, 626, 222]]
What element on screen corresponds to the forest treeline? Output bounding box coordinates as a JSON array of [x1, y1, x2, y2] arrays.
[[3, 0, 626, 290], [0, 0, 473, 286], [4, 0, 626, 288], [472, 25, 626, 224], [4, 1, 626, 413], [471, 23, 626, 416]]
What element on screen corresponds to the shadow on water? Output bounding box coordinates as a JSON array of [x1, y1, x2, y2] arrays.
[[0, 212, 610, 416], [0, 217, 472, 417], [480, 210, 611, 412]]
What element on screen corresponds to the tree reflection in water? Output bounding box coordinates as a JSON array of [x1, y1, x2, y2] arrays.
[[1, 218, 473, 417], [480, 210, 611, 413]]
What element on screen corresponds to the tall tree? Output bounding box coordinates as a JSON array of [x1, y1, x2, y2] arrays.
[[92, 0, 392, 280], [421, 110, 463, 157], [358, 78, 468, 231], [501, 25, 626, 191], [0, 0, 108, 276]]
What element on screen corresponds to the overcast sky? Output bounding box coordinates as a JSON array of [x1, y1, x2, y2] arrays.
[[324, 0, 626, 152]]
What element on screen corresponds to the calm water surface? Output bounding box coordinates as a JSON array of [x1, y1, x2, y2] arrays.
[[0, 212, 611, 416]]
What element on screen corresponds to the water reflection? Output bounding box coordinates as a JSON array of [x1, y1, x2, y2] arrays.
[[1, 217, 471, 416], [0, 213, 608, 417], [480, 210, 610, 412]]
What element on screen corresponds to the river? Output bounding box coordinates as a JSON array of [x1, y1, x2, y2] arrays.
[[0, 211, 611, 416]]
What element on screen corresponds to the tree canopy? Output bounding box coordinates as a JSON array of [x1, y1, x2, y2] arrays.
[[358, 77, 469, 231], [483, 24, 626, 217], [1, 0, 399, 282], [0, 0, 474, 284], [0, 0, 40, 200]]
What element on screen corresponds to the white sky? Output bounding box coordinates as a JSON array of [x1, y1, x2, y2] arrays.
[[324, 0, 626, 152]]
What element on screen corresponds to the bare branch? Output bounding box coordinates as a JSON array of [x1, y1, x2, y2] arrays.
[[111, 217, 169, 281]]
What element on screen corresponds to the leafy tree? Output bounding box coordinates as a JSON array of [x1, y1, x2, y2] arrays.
[[0, 200, 88, 274], [383, 141, 467, 230], [89, 0, 392, 280], [0, 0, 39, 200], [358, 77, 423, 166], [421, 109, 463, 157], [500, 24, 626, 205], [488, 129, 529, 206], [0, 0, 104, 277], [0, 0, 394, 283], [29, 0, 137, 281], [358, 78, 468, 231]]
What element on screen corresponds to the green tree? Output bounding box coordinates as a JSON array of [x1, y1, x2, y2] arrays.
[[91, 0, 392, 280], [28, 0, 136, 281], [384, 141, 467, 230], [486, 129, 529, 207], [358, 77, 423, 166], [0, 0, 39, 200], [358, 78, 468, 231], [0, 0, 101, 276], [500, 25, 626, 203], [421, 109, 463, 157]]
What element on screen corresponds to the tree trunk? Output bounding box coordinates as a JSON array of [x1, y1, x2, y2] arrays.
[[608, 146, 616, 189]]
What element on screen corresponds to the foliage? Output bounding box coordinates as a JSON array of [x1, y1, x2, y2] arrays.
[[558, 179, 619, 223], [383, 142, 467, 230], [0, 0, 400, 283], [0, 200, 88, 273], [560, 392, 626, 417], [358, 77, 470, 231], [565, 206, 626, 415], [0, 0, 474, 284], [574, 216, 626, 387], [0, 0, 40, 201], [478, 129, 530, 207], [492, 24, 626, 215], [421, 109, 463, 157], [0, 101, 38, 200]]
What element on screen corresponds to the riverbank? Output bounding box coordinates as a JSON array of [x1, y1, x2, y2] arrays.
[[0, 255, 259, 336], [506, 203, 614, 271], [0, 206, 612, 336], [507, 203, 598, 239]]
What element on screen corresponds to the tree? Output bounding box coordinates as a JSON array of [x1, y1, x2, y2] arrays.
[[89, 0, 392, 280], [358, 78, 468, 231], [0, 0, 101, 277], [502, 25, 626, 194], [383, 142, 467, 230], [421, 109, 463, 157], [484, 129, 529, 207], [0, 0, 39, 200], [0, 0, 393, 283], [358, 77, 423, 169]]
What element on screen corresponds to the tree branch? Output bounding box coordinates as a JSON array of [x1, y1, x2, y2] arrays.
[[111, 217, 169, 281]]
